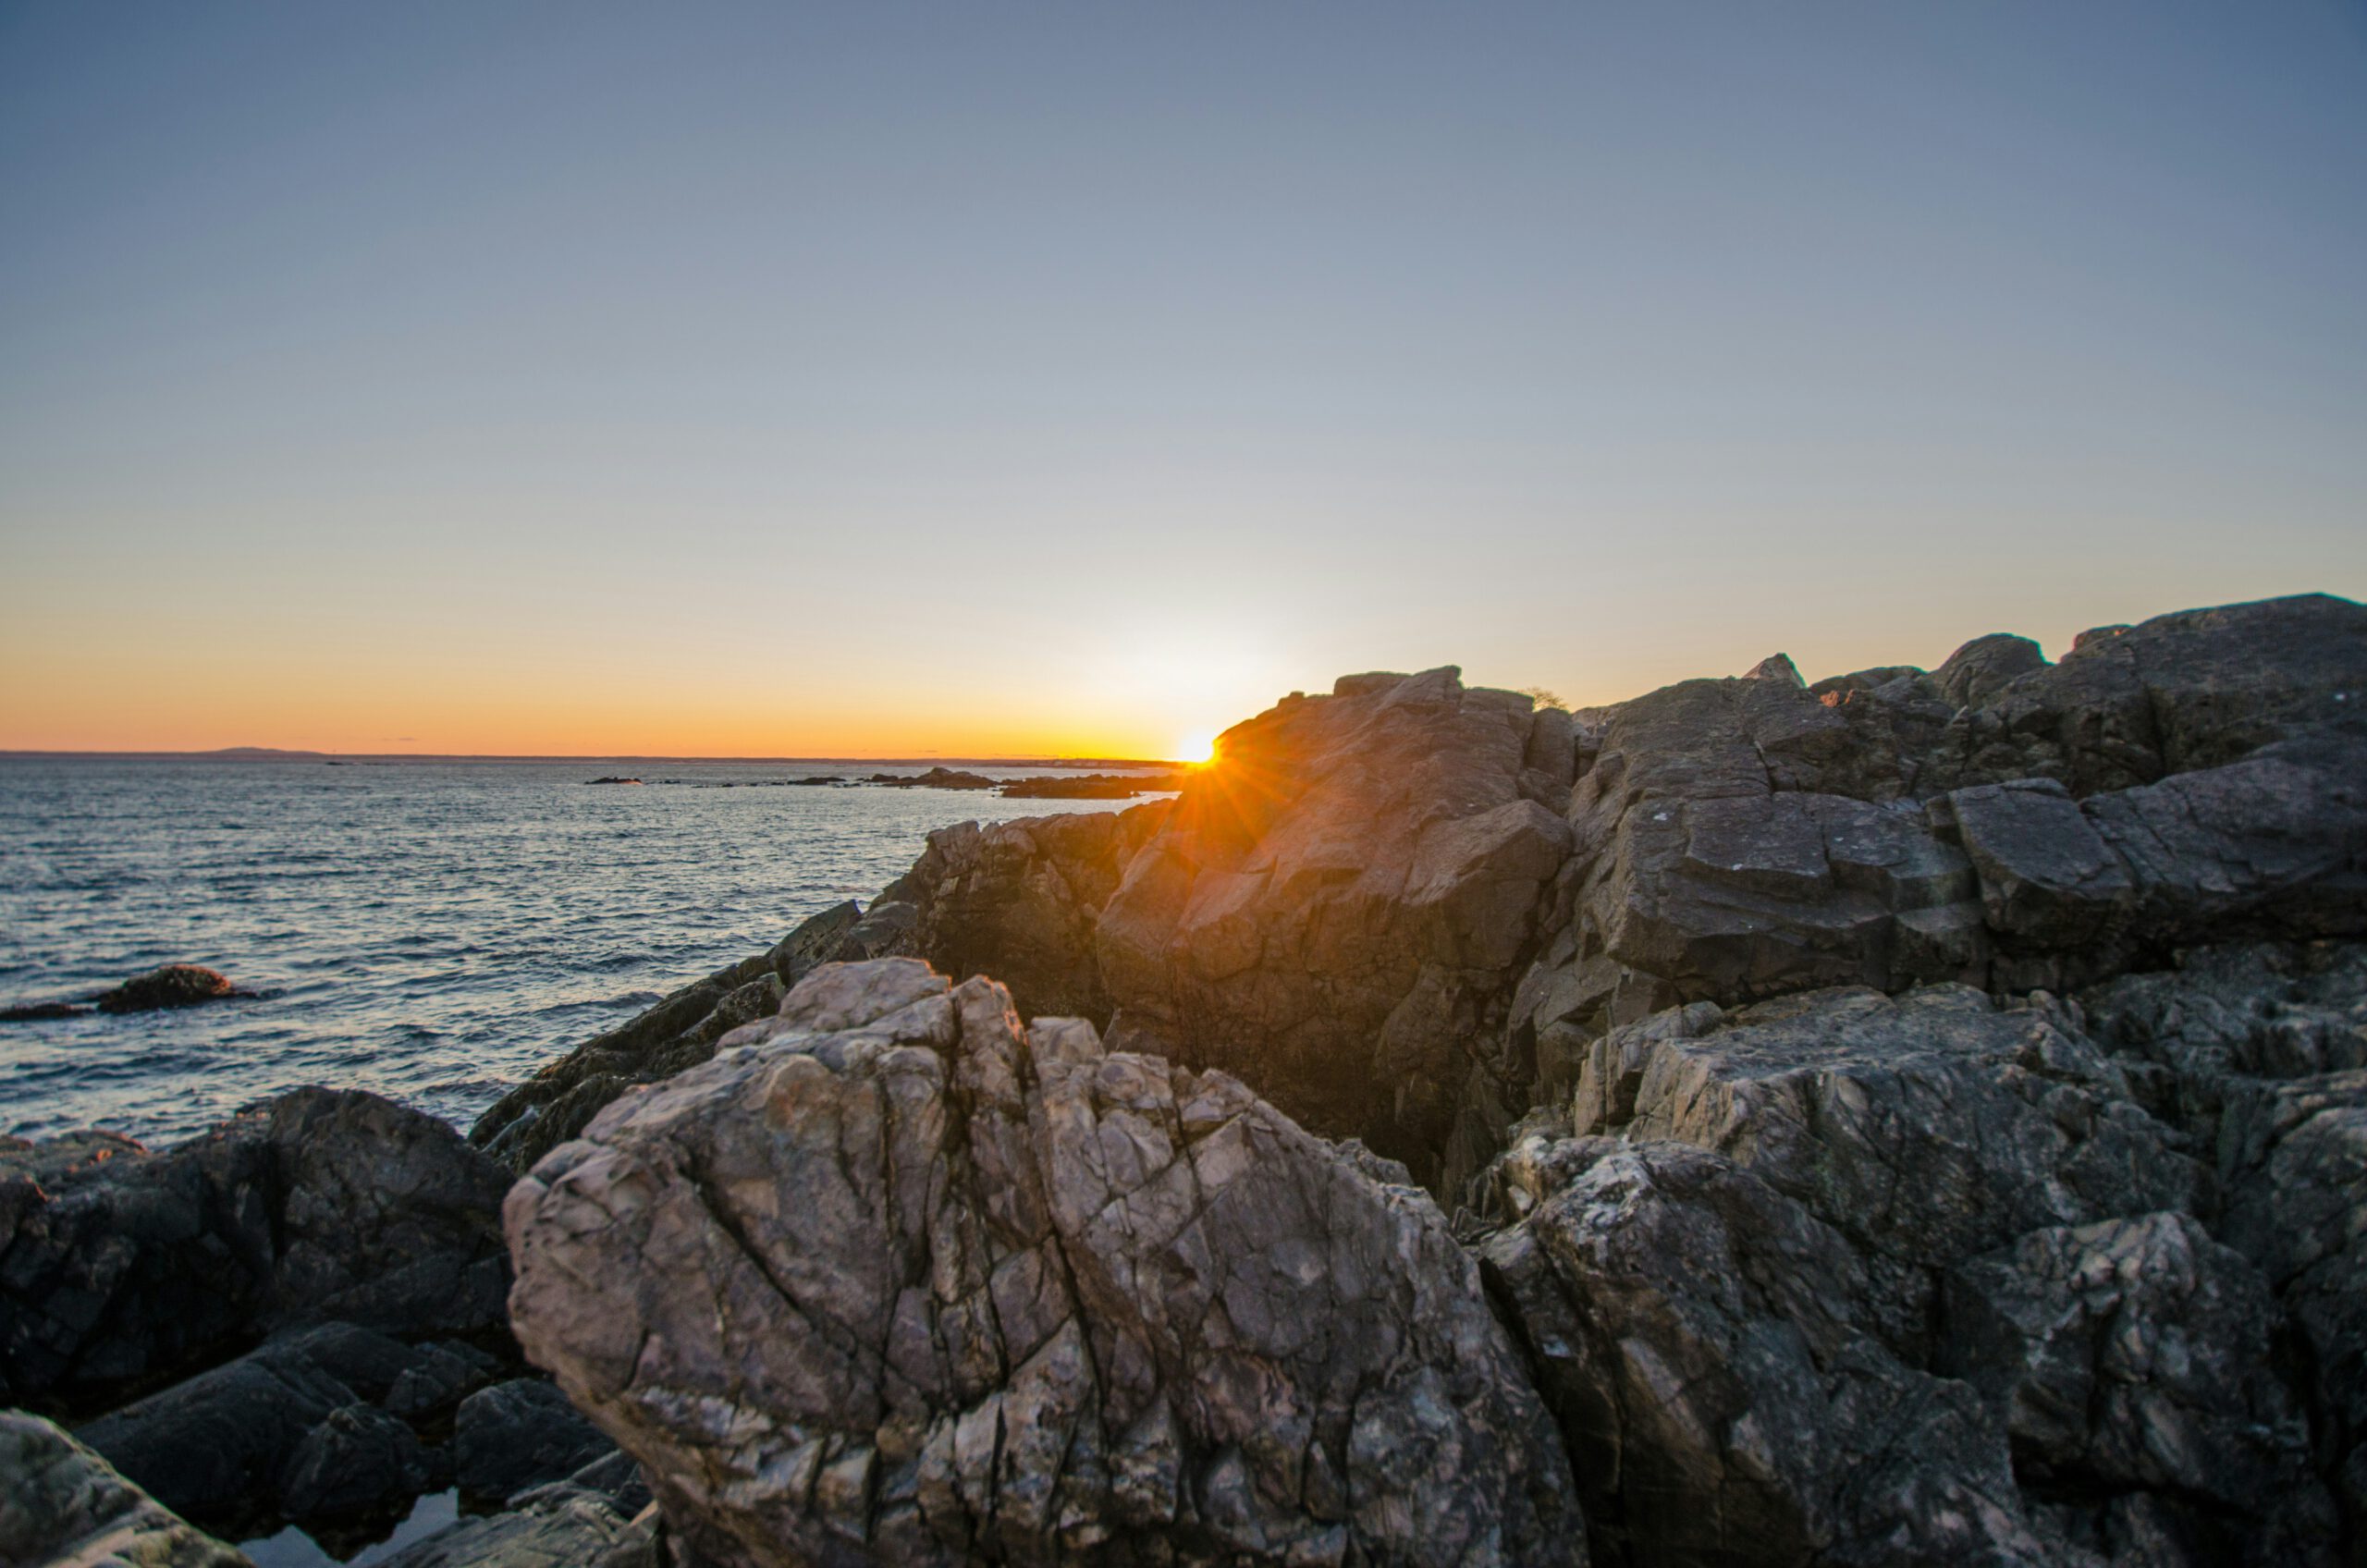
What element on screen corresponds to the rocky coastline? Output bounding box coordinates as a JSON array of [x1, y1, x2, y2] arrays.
[[6, 592, 2363, 1567]]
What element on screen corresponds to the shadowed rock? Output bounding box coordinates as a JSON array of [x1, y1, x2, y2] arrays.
[[0, 1409, 250, 1568], [2, 1090, 511, 1414], [1091, 668, 1572, 1188], [504, 958, 1585, 1567], [1479, 977, 2343, 1567]]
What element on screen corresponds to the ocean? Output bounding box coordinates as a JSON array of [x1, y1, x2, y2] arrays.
[[0, 757, 1151, 1146]]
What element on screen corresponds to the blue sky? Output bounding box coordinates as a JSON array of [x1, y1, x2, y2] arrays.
[[3, 2, 2361, 753]]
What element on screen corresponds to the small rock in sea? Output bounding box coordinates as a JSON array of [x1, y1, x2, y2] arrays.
[[92, 964, 253, 1014], [584, 776, 645, 786], [0, 1000, 86, 1022]]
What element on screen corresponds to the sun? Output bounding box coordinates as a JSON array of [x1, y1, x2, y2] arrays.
[[1176, 729, 1220, 766]]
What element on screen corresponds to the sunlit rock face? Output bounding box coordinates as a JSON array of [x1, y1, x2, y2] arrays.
[[504, 958, 1586, 1568], [1091, 668, 1575, 1190]]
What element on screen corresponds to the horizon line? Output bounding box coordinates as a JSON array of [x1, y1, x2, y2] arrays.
[[0, 747, 1188, 767]]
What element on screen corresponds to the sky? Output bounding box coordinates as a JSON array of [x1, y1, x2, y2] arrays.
[[2, 2, 2362, 759]]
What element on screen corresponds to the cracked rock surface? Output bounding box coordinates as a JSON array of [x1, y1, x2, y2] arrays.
[[504, 957, 1585, 1567], [1478, 967, 2352, 1567]]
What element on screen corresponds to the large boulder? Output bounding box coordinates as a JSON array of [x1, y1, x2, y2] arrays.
[[1, 1089, 512, 1414], [470, 901, 862, 1172], [504, 958, 1584, 1567], [0, 1409, 250, 1568], [1092, 668, 1573, 1187]]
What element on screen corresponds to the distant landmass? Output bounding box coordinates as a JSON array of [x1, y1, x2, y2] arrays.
[[0, 749, 1184, 767]]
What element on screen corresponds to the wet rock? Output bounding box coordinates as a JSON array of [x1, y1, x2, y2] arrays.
[[0, 1000, 88, 1023], [0, 1408, 250, 1567], [469, 901, 861, 1172], [453, 1379, 616, 1505], [504, 958, 1584, 1567], [92, 965, 254, 1014], [2, 1090, 512, 1413]]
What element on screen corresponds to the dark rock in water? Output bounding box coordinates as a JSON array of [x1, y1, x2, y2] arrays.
[[999, 770, 1189, 799], [468, 900, 862, 1172], [452, 1378, 615, 1506], [77, 1323, 465, 1536], [1, 1089, 511, 1413], [504, 958, 1584, 1567], [0, 1408, 250, 1567], [0, 1000, 86, 1022], [868, 766, 1000, 790], [584, 777, 645, 786], [4, 964, 260, 1022], [92, 964, 253, 1012]]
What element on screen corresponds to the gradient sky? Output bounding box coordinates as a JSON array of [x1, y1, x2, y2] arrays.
[[3, 2, 2362, 758]]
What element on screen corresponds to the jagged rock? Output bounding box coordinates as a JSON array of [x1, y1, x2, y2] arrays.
[[1940, 1211, 2334, 1559], [373, 1487, 643, 1568], [873, 801, 1171, 1022], [1503, 594, 2367, 1197], [469, 901, 861, 1171], [1089, 668, 1571, 1187], [76, 1324, 467, 1536], [453, 1378, 617, 1505], [1562, 984, 2200, 1351], [504, 958, 1585, 1567], [0, 1409, 250, 1567], [2, 1090, 511, 1413], [1481, 1141, 2075, 1566], [1480, 976, 2346, 1566]]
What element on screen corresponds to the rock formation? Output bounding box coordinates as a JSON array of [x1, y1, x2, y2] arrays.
[[0, 1410, 250, 1568], [504, 958, 1584, 1567], [2, 1088, 512, 1414], [16, 590, 2365, 1568]]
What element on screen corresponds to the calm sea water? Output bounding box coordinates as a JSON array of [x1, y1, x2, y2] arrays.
[[0, 758, 1147, 1146]]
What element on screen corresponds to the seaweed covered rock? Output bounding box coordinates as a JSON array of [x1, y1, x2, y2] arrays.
[[504, 958, 1584, 1567]]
